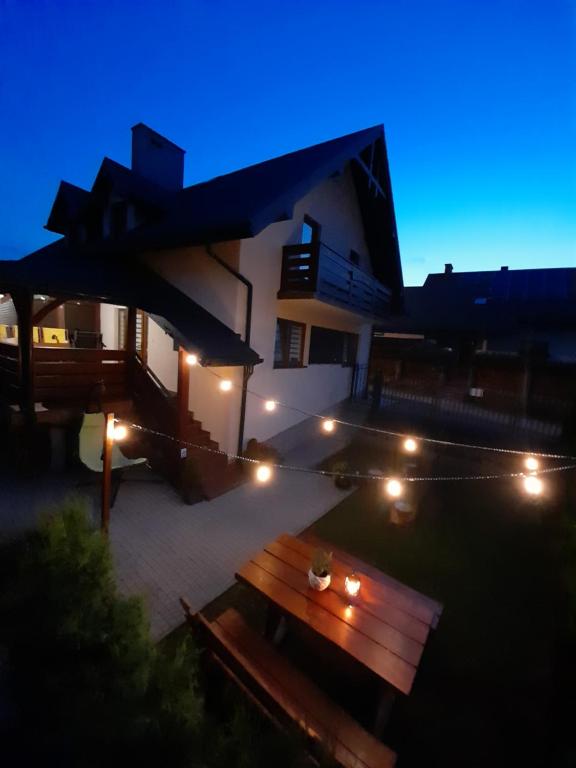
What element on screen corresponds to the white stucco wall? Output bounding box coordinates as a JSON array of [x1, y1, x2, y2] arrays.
[[144, 241, 245, 336], [100, 303, 118, 350], [147, 317, 178, 392], [238, 169, 375, 444], [141, 164, 375, 454]]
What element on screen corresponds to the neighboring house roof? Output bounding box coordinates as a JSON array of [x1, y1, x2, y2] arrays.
[[386, 267, 576, 335], [43, 124, 404, 299], [0, 240, 261, 367]]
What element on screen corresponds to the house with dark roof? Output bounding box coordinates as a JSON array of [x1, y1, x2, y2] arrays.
[[0, 123, 403, 499], [372, 263, 576, 421]]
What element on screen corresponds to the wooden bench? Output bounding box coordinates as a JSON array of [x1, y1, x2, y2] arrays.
[[181, 600, 396, 768]]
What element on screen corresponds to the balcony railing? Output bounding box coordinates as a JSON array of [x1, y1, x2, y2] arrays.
[[278, 242, 391, 318]]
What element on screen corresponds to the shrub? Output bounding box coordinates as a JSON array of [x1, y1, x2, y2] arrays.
[[1, 496, 203, 767]]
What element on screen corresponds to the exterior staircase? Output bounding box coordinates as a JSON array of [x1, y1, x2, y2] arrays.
[[132, 358, 243, 502]]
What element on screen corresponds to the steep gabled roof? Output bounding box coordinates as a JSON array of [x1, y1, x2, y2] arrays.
[[43, 125, 404, 300]]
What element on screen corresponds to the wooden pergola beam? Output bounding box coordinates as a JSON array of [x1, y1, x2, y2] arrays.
[[32, 296, 66, 326]]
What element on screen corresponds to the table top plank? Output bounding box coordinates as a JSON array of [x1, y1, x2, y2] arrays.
[[266, 539, 431, 643], [237, 559, 416, 694], [251, 549, 425, 667], [279, 533, 442, 627]]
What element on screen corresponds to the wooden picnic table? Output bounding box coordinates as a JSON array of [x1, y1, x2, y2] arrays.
[[236, 533, 443, 730]]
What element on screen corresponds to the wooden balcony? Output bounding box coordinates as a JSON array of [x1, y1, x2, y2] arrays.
[[278, 242, 391, 319]]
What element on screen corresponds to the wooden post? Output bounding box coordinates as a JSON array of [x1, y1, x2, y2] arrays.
[[12, 289, 34, 423], [101, 412, 114, 536], [177, 347, 190, 441]]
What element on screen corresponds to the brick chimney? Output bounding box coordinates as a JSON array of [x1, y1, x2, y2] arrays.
[[444, 263, 453, 275], [131, 123, 185, 189]]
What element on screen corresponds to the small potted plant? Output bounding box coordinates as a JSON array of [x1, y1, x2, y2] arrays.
[[332, 460, 352, 490], [308, 548, 333, 591]]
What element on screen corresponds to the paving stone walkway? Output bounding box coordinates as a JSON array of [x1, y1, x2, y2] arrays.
[[0, 406, 365, 639]]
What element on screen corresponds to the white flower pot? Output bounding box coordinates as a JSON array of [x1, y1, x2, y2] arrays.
[[308, 569, 331, 591]]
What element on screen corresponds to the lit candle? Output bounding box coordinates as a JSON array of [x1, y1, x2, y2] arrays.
[[345, 572, 361, 599]]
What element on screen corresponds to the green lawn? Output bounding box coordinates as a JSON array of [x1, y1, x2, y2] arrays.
[[309, 440, 565, 768]]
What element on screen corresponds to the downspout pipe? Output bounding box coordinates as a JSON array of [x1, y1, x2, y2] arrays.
[[204, 245, 253, 456]]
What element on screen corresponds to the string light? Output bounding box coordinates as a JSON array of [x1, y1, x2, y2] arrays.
[[255, 464, 272, 484], [322, 419, 335, 434], [114, 420, 576, 486], [523, 475, 543, 496], [185, 353, 198, 366], [524, 456, 539, 471], [385, 479, 403, 498], [219, 379, 232, 392], [403, 437, 418, 453], [264, 400, 277, 412], [201, 366, 576, 461], [111, 424, 128, 441]]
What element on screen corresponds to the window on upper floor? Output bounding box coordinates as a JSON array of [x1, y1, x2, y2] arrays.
[[274, 318, 306, 368], [300, 215, 321, 245], [309, 326, 358, 366]]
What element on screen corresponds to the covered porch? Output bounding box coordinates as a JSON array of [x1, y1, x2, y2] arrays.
[[0, 241, 261, 500]]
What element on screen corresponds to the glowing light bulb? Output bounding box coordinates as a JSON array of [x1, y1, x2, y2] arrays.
[[385, 479, 403, 498], [524, 456, 539, 472], [219, 379, 232, 392], [322, 419, 335, 433], [403, 437, 418, 453], [186, 353, 198, 366], [255, 464, 272, 484], [344, 573, 361, 599], [112, 424, 128, 441], [523, 475, 543, 496], [264, 399, 277, 412]]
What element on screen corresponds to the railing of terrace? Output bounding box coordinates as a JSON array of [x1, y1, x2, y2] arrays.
[[279, 242, 391, 318]]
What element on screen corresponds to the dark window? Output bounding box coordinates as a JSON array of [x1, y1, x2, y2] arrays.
[[309, 326, 358, 366], [300, 215, 320, 245], [274, 319, 306, 368], [349, 249, 360, 266], [110, 201, 128, 238]]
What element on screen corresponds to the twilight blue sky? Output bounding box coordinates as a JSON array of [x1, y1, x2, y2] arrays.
[[0, 0, 574, 286]]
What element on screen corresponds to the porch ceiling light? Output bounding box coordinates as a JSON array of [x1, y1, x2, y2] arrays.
[[523, 475, 543, 496], [219, 379, 232, 392], [322, 419, 335, 433], [264, 399, 277, 412], [255, 464, 272, 483], [186, 353, 199, 366], [524, 456, 539, 472], [385, 478, 403, 498]]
